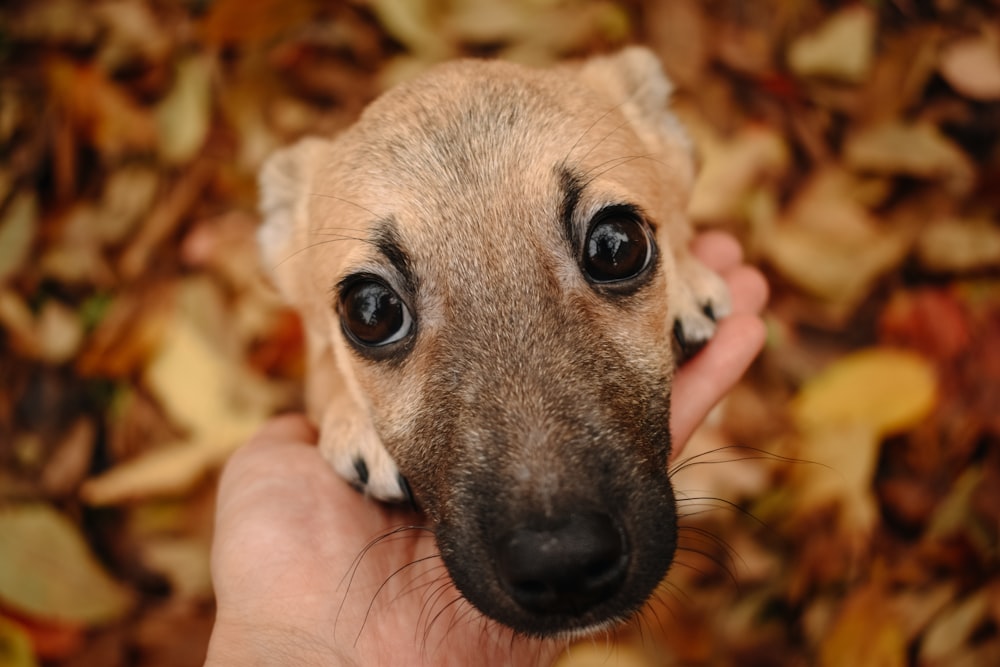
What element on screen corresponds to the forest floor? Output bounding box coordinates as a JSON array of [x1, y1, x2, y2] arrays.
[[1, 1, 999, 665]]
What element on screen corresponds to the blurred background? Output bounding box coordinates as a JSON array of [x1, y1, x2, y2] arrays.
[[1, 0, 998, 665]]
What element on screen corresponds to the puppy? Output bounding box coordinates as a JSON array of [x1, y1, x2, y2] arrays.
[[257, 47, 730, 637]]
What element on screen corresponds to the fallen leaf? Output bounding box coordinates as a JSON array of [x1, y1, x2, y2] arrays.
[[0, 192, 36, 285], [34, 300, 84, 364], [763, 169, 910, 313], [938, 34, 1000, 101], [794, 422, 882, 540], [555, 640, 655, 667], [80, 280, 270, 504], [688, 124, 789, 224], [140, 539, 212, 600], [844, 120, 975, 194], [819, 575, 907, 667], [879, 289, 970, 362], [792, 348, 938, 437], [45, 58, 156, 156], [155, 55, 213, 164], [0, 505, 132, 625], [787, 6, 877, 83], [917, 217, 1000, 273], [2, 612, 85, 662], [920, 589, 991, 664], [98, 166, 160, 245], [0, 616, 39, 667], [39, 418, 96, 497]]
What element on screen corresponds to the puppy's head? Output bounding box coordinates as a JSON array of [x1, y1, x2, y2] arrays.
[[260, 48, 696, 636]]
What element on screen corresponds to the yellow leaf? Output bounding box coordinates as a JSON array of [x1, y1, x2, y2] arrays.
[[553, 640, 654, 667], [155, 55, 213, 164], [820, 577, 907, 667], [0, 617, 39, 667], [792, 348, 937, 437], [0, 505, 132, 625], [81, 280, 270, 504], [787, 6, 877, 83]]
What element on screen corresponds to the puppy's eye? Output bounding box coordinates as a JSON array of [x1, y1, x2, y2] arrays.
[[583, 210, 654, 283], [339, 279, 413, 347]]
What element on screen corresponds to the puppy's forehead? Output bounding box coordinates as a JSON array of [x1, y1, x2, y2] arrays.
[[335, 65, 646, 245]]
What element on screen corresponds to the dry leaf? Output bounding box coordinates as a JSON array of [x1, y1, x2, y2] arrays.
[[34, 300, 84, 364], [155, 55, 213, 164], [45, 58, 156, 156], [555, 640, 654, 667], [763, 169, 910, 313], [81, 281, 270, 504], [98, 166, 160, 245], [920, 590, 991, 664], [819, 577, 907, 667], [0, 192, 36, 285], [792, 348, 937, 436], [938, 34, 1000, 101], [0, 505, 132, 625], [790, 348, 938, 538], [794, 422, 882, 539], [0, 616, 39, 667], [917, 217, 1000, 273], [787, 6, 877, 83], [140, 539, 212, 601], [844, 120, 975, 194], [688, 124, 788, 224]]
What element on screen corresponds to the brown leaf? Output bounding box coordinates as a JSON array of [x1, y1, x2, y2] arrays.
[[787, 6, 877, 83], [0, 505, 133, 625], [45, 58, 156, 156], [939, 34, 1000, 101], [844, 120, 975, 194]]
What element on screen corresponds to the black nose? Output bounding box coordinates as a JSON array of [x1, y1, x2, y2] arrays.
[[495, 511, 628, 615]]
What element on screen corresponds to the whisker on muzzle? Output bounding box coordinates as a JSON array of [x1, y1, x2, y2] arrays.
[[332, 524, 437, 644]]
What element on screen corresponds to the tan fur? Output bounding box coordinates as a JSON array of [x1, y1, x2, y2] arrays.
[[258, 47, 729, 636]]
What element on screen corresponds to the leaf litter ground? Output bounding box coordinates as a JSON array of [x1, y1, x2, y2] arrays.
[[1, 1, 998, 665]]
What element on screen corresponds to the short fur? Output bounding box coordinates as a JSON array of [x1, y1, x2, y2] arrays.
[[258, 47, 729, 636]]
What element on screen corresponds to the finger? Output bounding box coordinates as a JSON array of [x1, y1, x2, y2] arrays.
[[690, 230, 743, 272], [246, 413, 317, 448], [723, 264, 769, 316], [670, 313, 767, 450]]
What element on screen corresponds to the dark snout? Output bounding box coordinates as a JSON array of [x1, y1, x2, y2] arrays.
[[495, 510, 628, 616]]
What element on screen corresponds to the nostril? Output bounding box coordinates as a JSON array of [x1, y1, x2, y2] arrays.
[[495, 511, 628, 615]]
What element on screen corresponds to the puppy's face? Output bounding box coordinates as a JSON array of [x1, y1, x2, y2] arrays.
[[260, 49, 720, 636]]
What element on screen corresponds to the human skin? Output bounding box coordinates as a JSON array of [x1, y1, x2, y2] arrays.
[[206, 231, 768, 667]]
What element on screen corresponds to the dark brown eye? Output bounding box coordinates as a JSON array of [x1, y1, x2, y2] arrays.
[[583, 211, 654, 283], [339, 279, 413, 347]]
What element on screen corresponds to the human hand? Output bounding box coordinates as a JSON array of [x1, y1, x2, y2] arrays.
[[206, 232, 767, 666]]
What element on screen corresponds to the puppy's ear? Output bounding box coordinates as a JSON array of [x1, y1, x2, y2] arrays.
[[257, 137, 332, 286], [578, 47, 694, 179]]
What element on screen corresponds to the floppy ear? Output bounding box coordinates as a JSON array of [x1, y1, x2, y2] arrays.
[[257, 136, 332, 297], [577, 47, 695, 183]]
